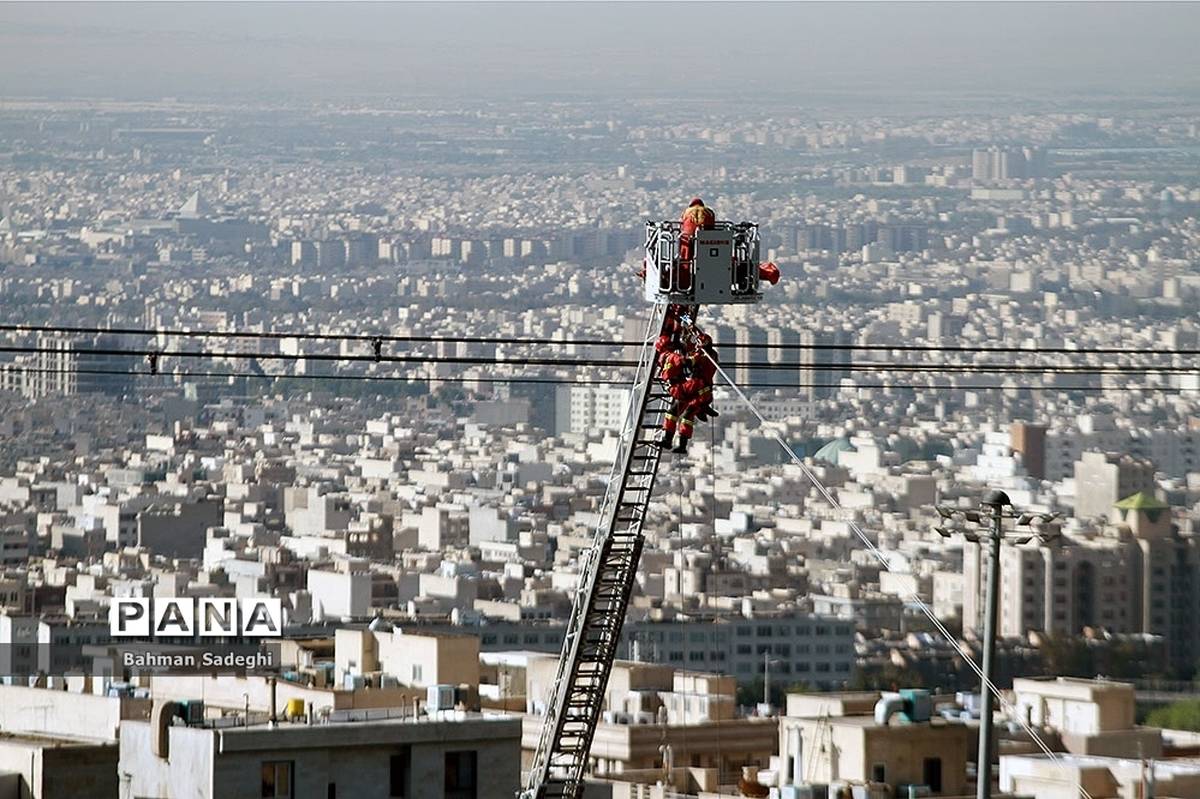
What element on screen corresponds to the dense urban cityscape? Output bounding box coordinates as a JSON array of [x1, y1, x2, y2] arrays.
[[2, 4, 1200, 799]]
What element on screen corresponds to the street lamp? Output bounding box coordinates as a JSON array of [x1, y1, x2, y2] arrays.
[[935, 490, 1059, 799]]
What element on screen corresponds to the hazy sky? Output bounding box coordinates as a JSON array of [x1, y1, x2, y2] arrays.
[[2, 2, 1198, 101]]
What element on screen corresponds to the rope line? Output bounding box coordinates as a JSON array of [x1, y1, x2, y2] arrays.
[[703, 351, 1096, 799]]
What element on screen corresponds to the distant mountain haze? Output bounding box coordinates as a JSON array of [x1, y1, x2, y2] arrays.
[[1, 2, 1198, 100]]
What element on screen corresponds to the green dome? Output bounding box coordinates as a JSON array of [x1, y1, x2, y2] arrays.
[[814, 437, 856, 465]]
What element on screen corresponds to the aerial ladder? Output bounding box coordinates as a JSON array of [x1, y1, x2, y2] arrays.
[[523, 217, 763, 799]]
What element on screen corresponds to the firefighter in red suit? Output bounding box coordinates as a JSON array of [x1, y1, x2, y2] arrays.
[[660, 333, 719, 455], [657, 337, 688, 450], [678, 198, 716, 289]]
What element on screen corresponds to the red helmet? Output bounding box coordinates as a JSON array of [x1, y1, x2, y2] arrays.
[[655, 334, 674, 354], [694, 332, 713, 348], [688, 197, 704, 207]]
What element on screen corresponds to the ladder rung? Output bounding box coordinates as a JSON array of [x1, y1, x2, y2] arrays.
[[534, 311, 668, 793]]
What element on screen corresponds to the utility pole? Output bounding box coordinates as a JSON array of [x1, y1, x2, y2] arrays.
[[936, 490, 1058, 799], [763, 654, 781, 712], [977, 497, 1004, 799], [764, 652, 770, 707]]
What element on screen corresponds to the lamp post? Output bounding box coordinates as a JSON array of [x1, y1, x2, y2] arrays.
[[935, 490, 1058, 799]]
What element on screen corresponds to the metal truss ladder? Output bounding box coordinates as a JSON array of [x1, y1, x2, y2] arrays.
[[524, 302, 672, 799]]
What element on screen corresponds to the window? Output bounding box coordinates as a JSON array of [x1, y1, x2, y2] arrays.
[[445, 751, 478, 799], [261, 761, 294, 799], [391, 748, 411, 798], [412, 665, 423, 683], [872, 763, 886, 783], [923, 758, 943, 793]]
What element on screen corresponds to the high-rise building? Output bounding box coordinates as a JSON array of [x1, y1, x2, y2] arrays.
[[1074, 451, 1156, 520], [971, 145, 1049, 181], [1010, 422, 1048, 480], [734, 327, 770, 388], [798, 330, 852, 400], [553, 385, 629, 436], [963, 493, 1200, 671], [1119, 493, 1200, 670], [0, 334, 135, 400]]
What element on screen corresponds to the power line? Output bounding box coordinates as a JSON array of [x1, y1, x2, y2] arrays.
[[0, 343, 1196, 377], [0, 322, 630, 348], [0, 365, 1189, 394], [4, 321, 1200, 358]]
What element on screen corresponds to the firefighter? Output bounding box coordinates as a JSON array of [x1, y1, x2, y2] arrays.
[[658, 341, 688, 388], [687, 333, 719, 422], [660, 333, 719, 455], [656, 337, 690, 451], [677, 198, 716, 281]]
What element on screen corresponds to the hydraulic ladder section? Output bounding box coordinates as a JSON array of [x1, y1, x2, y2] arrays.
[[523, 302, 672, 799]]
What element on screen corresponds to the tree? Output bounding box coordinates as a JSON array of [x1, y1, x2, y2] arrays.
[[1146, 700, 1200, 732]]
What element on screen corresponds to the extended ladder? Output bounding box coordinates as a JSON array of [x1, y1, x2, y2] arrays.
[[524, 302, 672, 799]]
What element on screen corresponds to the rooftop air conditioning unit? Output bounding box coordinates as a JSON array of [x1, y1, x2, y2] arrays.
[[427, 684, 456, 711], [176, 700, 205, 726]]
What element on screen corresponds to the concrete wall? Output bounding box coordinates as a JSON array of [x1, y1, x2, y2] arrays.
[[0, 737, 117, 799], [120, 721, 215, 799], [783, 717, 971, 796], [863, 722, 971, 795], [1012, 678, 1136, 736], [148, 673, 418, 717], [308, 570, 371, 620], [121, 717, 519, 799], [377, 631, 480, 688], [0, 685, 138, 742], [137, 501, 222, 559]]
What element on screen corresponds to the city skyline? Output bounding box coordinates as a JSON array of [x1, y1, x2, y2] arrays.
[[0, 3, 1199, 799]]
